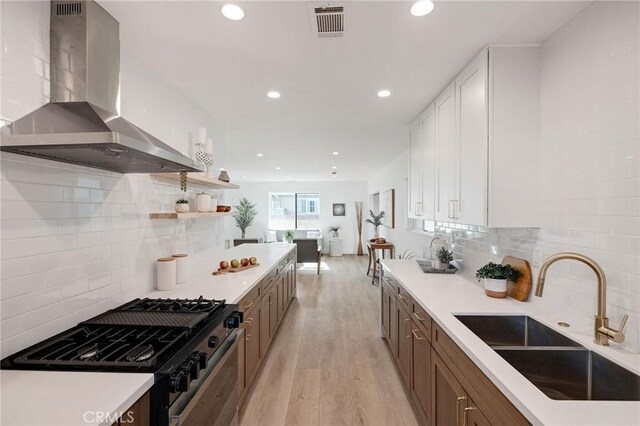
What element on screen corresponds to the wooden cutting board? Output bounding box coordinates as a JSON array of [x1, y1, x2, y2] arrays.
[[502, 256, 532, 302], [212, 263, 260, 275]]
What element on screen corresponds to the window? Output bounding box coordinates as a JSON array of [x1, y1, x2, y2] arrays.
[[269, 192, 320, 230]]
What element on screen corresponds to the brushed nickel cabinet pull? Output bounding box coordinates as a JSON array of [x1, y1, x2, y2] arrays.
[[456, 396, 467, 426], [413, 311, 426, 322], [412, 329, 424, 340]]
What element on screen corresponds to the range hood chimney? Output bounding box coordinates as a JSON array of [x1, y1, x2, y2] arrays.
[[0, 0, 202, 174]]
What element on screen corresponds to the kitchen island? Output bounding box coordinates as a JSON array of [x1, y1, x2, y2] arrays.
[[0, 243, 296, 426], [380, 259, 640, 426]]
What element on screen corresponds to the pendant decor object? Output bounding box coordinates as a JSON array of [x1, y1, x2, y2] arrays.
[[218, 169, 230, 182], [179, 171, 188, 192]]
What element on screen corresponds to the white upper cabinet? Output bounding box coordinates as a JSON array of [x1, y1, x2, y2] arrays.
[[408, 118, 423, 218], [410, 45, 541, 228], [434, 83, 456, 222], [420, 104, 436, 221]]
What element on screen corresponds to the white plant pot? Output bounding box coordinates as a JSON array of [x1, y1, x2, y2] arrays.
[[484, 278, 508, 298], [175, 203, 190, 213]]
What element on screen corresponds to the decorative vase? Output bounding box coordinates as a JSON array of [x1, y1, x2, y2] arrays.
[[194, 143, 208, 173], [175, 203, 190, 213], [218, 170, 230, 182], [484, 278, 508, 298]]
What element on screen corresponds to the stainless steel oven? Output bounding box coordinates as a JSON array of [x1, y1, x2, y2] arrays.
[[169, 329, 240, 426]]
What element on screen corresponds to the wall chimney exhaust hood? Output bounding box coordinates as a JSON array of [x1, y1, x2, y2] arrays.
[[0, 0, 202, 174]]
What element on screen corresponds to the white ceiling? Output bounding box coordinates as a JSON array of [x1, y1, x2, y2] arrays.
[[101, 0, 588, 182]]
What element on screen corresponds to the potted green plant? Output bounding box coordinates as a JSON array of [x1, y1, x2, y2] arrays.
[[365, 210, 385, 239], [475, 262, 522, 298], [234, 197, 257, 238], [328, 225, 341, 238], [436, 247, 454, 269], [175, 197, 190, 213], [283, 229, 295, 243]]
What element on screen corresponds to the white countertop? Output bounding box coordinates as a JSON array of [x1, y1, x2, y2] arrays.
[[381, 259, 640, 426], [0, 371, 153, 426], [1, 243, 294, 426]]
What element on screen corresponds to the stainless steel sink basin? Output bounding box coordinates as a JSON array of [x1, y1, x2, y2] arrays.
[[455, 314, 640, 401], [455, 315, 581, 347], [496, 348, 640, 401]]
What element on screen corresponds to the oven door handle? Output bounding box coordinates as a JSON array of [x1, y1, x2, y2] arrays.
[[169, 329, 240, 426]]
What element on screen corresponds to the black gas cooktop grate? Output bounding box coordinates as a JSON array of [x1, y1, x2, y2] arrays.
[[81, 311, 207, 329], [12, 325, 189, 370], [121, 296, 225, 314]]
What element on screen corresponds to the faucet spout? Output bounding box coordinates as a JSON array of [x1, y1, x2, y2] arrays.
[[535, 252, 627, 346]]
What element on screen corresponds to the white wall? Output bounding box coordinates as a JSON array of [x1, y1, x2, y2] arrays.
[[224, 181, 368, 254], [368, 1, 640, 352], [0, 0, 229, 357]]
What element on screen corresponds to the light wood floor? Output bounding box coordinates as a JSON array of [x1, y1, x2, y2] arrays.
[[240, 255, 419, 426]]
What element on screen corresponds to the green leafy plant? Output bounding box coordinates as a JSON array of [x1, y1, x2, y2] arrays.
[[283, 229, 295, 242], [436, 247, 453, 264], [328, 225, 342, 238], [176, 198, 189, 204], [396, 249, 416, 260], [234, 197, 257, 238], [365, 210, 385, 234], [475, 262, 522, 282]]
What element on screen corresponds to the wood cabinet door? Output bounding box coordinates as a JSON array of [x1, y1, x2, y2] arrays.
[[408, 117, 423, 218], [434, 82, 456, 222], [465, 398, 491, 426], [397, 304, 412, 389], [244, 306, 261, 385], [277, 275, 285, 322], [432, 350, 466, 426], [389, 292, 398, 358], [455, 49, 488, 226], [269, 286, 278, 338], [421, 103, 436, 221], [260, 293, 271, 357], [381, 286, 390, 339], [411, 325, 431, 425]]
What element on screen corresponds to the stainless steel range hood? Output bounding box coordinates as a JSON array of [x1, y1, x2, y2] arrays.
[[0, 0, 202, 174]]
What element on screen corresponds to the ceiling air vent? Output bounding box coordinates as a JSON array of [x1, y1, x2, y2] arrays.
[[314, 6, 344, 38], [56, 2, 82, 15]]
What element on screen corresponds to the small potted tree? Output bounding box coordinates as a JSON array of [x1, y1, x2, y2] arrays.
[[175, 197, 190, 213], [365, 210, 385, 239], [328, 225, 341, 238], [234, 197, 257, 238], [436, 247, 454, 270], [476, 262, 522, 298], [328, 225, 343, 257], [283, 229, 295, 244]]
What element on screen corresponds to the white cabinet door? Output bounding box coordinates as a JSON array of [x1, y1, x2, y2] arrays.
[[434, 83, 456, 222], [455, 50, 488, 226], [408, 118, 423, 218], [421, 104, 436, 221]]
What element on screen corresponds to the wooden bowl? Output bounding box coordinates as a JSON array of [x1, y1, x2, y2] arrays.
[[216, 205, 231, 212]]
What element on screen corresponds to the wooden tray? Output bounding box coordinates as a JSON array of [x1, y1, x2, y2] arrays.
[[502, 256, 532, 302], [212, 263, 260, 275]]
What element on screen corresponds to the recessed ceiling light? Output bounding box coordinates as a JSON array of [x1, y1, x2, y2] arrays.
[[221, 4, 244, 20], [256, 153, 264, 157], [377, 90, 391, 98], [411, 0, 434, 16], [267, 91, 281, 99], [332, 166, 337, 169], [332, 151, 339, 155], [332, 175, 336, 178], [275, 166, 281, 170]]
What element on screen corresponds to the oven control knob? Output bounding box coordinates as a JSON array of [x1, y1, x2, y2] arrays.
[[183, 360, 199, 380], [208, 335, 219, 348], [224, 313, 241, 329], [169, 370, 189, 393], [193, 351, 207, 369]]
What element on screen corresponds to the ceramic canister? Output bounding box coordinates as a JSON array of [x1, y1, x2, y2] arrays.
[[157, 257, 176, 291], [172, 253, 189, 285], [196, 193, 212, 213], [210, 197, 218, 213]]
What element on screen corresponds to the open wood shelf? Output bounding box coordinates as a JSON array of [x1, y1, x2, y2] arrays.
[[149, 211, 236, 219], [150, 173, 240, 189]]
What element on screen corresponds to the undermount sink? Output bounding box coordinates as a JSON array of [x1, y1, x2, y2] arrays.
[[455, 315, 640, 401]]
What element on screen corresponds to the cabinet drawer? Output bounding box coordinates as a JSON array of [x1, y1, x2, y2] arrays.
[[239, 285, 261, 313], [260, 270, 278, 295], [397, 285, 412, 310], [384, 275, 398, 292], [412, 302, 432, 342]]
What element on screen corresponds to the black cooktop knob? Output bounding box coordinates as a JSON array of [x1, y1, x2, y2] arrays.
[[193, 351, 207, 369], [169, 370, 189, 393], [183, 360, 199, 380], [208, 335, 219, 348], [224, 313, 241, 329]]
